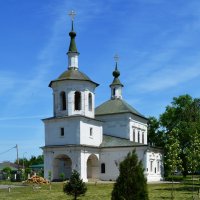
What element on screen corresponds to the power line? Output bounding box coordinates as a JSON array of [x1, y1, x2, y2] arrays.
[[0, 146, 16, 156]]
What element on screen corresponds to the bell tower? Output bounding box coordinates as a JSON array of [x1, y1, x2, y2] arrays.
[[49, 11, 99, 119], [110, 54, 124, 99]]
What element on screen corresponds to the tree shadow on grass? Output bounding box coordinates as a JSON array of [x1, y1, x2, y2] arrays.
[[155, 186, 199, 194]]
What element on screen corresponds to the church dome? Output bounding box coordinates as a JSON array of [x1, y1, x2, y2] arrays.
[[58, 68, 91, 81], [49, 68, 99, 87]]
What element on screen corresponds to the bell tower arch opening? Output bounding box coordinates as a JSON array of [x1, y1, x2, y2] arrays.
[[60, 91, 67, 110], [74, 91, 81, 110]]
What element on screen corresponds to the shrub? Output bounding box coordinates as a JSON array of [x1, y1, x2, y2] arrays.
[[63, 170, 87, 200], [111, 149, 149, 200]]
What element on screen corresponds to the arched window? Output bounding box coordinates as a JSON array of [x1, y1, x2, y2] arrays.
[[88, 93, 92, 111], [157, 161, 160, 173], [138, 131, 140, 143], [133, 128, 135, 142], [60, 92, 66, 110], [142, 132, 144, 144], [101, 163, 105, 173], [150, 160, 153, 172], [74, 91, 81, 110]]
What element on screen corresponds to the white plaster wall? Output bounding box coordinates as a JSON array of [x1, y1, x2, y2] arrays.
[[99, 147, 162, 182], [80, 149, 100, 182], [80, 120, 102, 146], [68, 53, 79, 69], [43, 147, 82, 180], [51, 80, 96, 118], [129, 119, 148, 145], [96, 114, 130, 139], [99, 148, 133, 181], [110, 85, 122, 99], [44, 118, 80, 146]]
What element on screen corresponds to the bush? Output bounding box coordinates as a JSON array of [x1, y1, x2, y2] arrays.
[[63, 170, 87, 200], [112, 150, 149, 200]]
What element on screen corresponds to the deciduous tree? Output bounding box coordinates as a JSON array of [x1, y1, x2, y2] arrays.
[[160, 94, 200, 176]]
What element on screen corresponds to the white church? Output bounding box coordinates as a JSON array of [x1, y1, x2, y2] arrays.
[[42, 14, 163, 182]]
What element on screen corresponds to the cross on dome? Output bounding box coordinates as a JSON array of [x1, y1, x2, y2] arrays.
[[68, 10, 76, 21], [114, 54, 119, 63]]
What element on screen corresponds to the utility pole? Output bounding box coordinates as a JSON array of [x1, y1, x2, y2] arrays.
[[16, 144, 19, 169]]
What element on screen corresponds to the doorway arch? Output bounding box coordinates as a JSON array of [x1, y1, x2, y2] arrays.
[[87, 154, 99, 180], [53, 154, 72, 180]]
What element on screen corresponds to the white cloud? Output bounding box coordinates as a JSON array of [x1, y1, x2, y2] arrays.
[[137, 64, 200, 92]]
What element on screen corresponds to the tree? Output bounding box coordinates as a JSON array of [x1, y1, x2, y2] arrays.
[[111, 149, 149, 200], [63, 170, 87, 200], [60, 172, 65, 181], [164, 129, 182, 199], [160, 94, 200, 176], [147, 116, 164, 147], [185, 129, 200, 198], [2, 167, 12, 180], [15, 155, 44, 168]]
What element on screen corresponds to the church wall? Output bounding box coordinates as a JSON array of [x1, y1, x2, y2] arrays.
[[44, 118, 80, 145], [43, 146, 83, 181], [96, 114, 130, 139], [99, 146, 163, 182], [80, 148, 100, 182], [99, 147, 147, 181], [80, 120, 102, 146], [99, 148, 130, 181], [129, 118, 148, 144]]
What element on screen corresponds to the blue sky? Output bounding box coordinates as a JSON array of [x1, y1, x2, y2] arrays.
[[0, 0, 200, 162]]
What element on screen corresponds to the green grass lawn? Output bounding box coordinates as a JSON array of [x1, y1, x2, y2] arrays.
[[0, 181, 200, 200]]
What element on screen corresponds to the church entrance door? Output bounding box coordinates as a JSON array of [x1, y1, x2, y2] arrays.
[[53, 154, 72, 181]]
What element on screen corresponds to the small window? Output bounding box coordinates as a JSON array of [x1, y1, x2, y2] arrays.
[[101, 163, 105, 173], [60, 128, 64, 136], [90, 128, 93, 137]]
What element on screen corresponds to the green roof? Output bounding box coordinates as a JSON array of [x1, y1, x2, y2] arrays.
[[95, 98, 146, 118], [68, 31, 78, 53], [49, 68, 99, 87], [30, 164, 44, 169], [101, 134, 145, 147], [110, 77, 123, 87], [68, 21, 78, 53]]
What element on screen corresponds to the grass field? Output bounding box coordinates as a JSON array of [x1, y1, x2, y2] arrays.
[[0, 180, 200, 200]]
